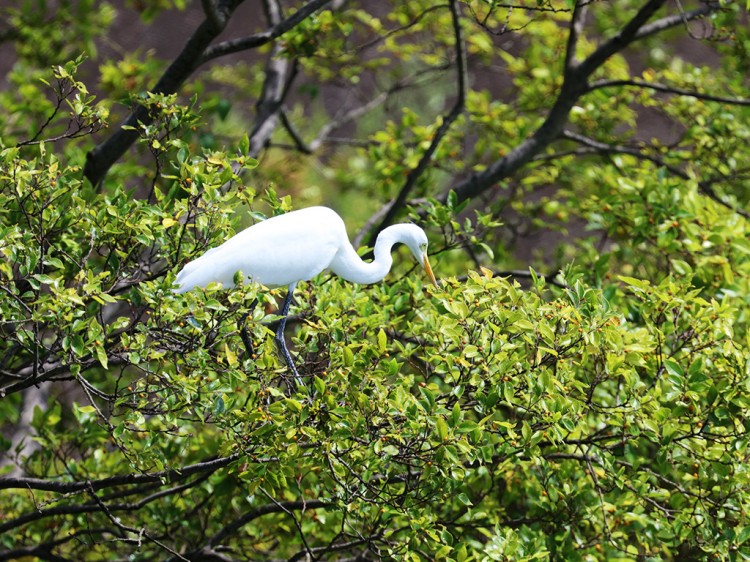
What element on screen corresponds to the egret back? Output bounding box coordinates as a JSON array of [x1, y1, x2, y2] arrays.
[[173, 207, 347, 293]]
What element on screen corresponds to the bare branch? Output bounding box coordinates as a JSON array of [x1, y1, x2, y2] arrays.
[[280, 90, 389, 154], [353, 200, 397, 248], [0, 454, 239, 492], [634, 2, 719, 40], [86, 482, 190, 561], [260, 487, 315, 560], [0, 352, 131, 397], [564, 1, 589, 72], [587, 78, 750, 106], [204, 498, 331, 548], [0, 528, 110, 561], [291, 61, 456, 157], [248, 49, 297, 158]]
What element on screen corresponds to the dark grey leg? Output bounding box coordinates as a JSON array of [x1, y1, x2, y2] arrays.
[[274, 283, 304, 389]]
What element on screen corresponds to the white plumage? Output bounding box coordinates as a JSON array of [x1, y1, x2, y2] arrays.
[[173, 205, 438, 388], [174, 206, 437, 292]]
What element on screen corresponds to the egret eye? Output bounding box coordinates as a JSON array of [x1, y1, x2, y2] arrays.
[[420, 242, 428, 252]]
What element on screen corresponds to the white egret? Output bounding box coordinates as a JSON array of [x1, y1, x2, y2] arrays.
[[173, 206, 438, 386]]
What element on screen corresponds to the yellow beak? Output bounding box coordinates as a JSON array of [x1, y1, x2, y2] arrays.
[[423, 254, 439, 288]]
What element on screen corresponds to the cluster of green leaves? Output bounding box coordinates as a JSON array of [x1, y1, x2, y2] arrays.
[[1, 1, 750, 560], [2, 0, 114, 67]]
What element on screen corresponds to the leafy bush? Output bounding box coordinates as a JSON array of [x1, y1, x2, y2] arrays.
[[1, 1, 749, 560]]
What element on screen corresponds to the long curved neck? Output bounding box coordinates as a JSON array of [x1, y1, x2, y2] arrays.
[[330, 225, 407, 285]]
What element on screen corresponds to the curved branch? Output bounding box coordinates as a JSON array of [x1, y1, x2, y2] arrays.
[[198, 0, 332, 65], [447, 0, 724, 207], [204, 498, 331, 549], [278, 57, 456, 158], [84, 0, 245, 186], [588, 78, 750, 106], [0, 528, 112, 562], [364, 0, 468, 247], [280, 90, 389, 154], [0, 453, 239, 492], [634, 2, 718, 41]]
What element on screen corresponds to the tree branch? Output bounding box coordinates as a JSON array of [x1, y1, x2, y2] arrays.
[[0, 453, 239, 492], [201, 0, 224, 30], [563, 1, 588, 72], [587, 78, 750, 106], [83, 0, 332, 186], [633, 2, 719, 41], [0, 528, 111, 562], [239, 0, 303, 161], [446, 0, 725, 207], [576, 0, 669, 76], [364, 0, 468, 248], [84, 0, 246, 186], [560, 130, 750, 218], [203, 498, 331, 549], [198, 0, 332, 65], [280, 90, 389, 154]]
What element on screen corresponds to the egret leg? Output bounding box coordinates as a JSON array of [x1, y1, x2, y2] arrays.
[[275, 283, 305, 390]]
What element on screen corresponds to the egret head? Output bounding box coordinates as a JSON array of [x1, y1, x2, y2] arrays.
[[399, 224, 439, 289]]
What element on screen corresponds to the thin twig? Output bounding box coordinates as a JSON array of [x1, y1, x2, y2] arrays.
[[587, 78, 750, 106], [198, 0, 332, 65]]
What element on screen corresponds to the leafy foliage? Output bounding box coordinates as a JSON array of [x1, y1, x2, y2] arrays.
[[1, 1, 749, 561]]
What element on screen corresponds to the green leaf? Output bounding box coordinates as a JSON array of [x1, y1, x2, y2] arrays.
[[436, 417, 449, 441], [617, 275, 651, 291], [214, 396, 225, 415], [239, 133, 249, 156], [457, 493, 472, 506], [664, 359, 684, 377], [737, 526, 750, 545], [224, 342, 238, 367], [377, 328, 387, 352], [280, 399, 302, 415], [71, 335, 85, 356], [95, 344, 108, 370], [456, 421, 479, 434], [343, 345, 354, 367], [313, 376, 326, 395]]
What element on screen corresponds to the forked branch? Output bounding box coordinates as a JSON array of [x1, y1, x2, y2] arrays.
[[83, 0, 331, 186]]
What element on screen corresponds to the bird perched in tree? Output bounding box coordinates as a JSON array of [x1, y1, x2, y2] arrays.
[[173, 206, 438, 386]]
